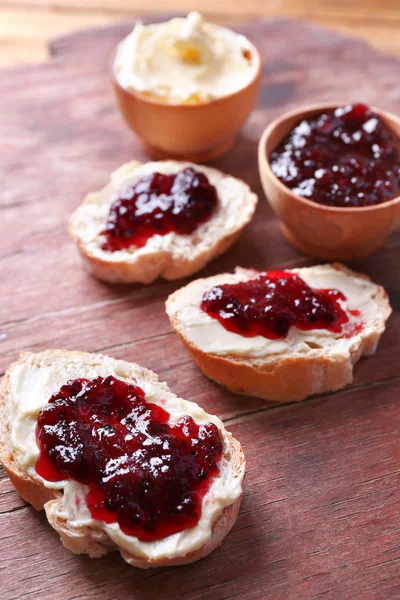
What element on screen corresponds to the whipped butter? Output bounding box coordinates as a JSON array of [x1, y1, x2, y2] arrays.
[[166, 265, 383, 359], [114, 12, 258, 103], [7, 352, 243, 562]]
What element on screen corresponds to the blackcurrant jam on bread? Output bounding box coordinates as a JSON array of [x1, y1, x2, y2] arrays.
[[270, 103, 400, 207], [101, 167, 218, 252], [0, 351, 245, 568], [166, 264, 391, 403], [69, 160, 257, 283], [201, 269, 352, 339]]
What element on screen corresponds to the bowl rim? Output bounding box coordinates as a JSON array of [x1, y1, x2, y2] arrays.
[[109, 33, 262, 108], [258, 102, 400, 214]]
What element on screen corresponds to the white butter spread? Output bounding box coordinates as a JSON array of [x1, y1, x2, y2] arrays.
[[70, 160, 257, 264], [166, 265, 383, 359], [7, 352, 243, 561], [114, 12, 259, 103]]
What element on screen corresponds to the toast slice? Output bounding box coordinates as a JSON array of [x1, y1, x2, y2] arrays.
[[0, 350, 245, 568], [166, 263, 392, 403], [69, 160, 257, 284]]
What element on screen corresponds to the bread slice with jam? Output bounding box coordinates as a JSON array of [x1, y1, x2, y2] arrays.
[[166, 263, 391, 403], [69, 160, 257, 284], [0, 350, 245, 568]]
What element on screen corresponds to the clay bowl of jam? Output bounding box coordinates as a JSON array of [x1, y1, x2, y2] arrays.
[[258, 103, 400, 260], [109, 44, 261, 163]]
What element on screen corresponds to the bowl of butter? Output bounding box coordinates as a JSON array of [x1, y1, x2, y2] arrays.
[[110, 13, 261, 162]]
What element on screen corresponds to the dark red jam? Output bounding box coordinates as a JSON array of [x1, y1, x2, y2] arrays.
[[270, 103, 400, 207], [35, 376, 223, 542], [201, 270, 350, 339], [102, 167, 218, 251]]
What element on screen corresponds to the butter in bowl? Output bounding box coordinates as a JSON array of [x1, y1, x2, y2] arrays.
[[110, 13, 261, 162]]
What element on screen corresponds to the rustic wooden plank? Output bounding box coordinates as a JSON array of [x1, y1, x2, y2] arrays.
[[4, 0, 400, 20], [2, 1, 400, 67], [311, 18, 400, 56], [1, 379, 399, 599], [0, 479, 27, 511], [0, 7, 120, 66], [1, 17, 400, 599]]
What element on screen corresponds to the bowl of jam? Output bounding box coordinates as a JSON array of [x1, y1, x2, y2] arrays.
[[258, 103, 400, 260]]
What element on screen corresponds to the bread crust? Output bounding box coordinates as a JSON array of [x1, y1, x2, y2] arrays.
[[70, 225, 243, 285], [68, 160, 257, 284], [166, 263, 392, 403], [0, 350, 245, 567]]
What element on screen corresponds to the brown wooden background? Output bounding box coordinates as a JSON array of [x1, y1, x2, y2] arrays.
[[3, 0, 400, 67], [1, 12, 400, 600]]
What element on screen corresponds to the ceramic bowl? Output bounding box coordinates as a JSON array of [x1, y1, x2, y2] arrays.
[[110, 41, 261, 163], [258, 103, 400, 260]]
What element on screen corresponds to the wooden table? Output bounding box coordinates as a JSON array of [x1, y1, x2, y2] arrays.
[[1, 10, 400, 600], [2, 0, 400, 67]]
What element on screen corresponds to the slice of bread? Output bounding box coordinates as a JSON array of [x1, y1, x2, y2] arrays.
[[0, 350, 245, 568], [69, 160, 257, 284], [166, 263, 392, 403]]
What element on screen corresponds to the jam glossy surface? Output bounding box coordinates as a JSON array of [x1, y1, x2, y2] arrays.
[[201, 270, 350, 339], [35, 376, 223, 542], [102, 167, 218, 251], [270, 103, 400, 207]]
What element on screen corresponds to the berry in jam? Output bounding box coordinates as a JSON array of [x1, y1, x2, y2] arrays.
[[102, 167, 218, 251], [35, 376, 223, 542], [270, 103, 400, 207], [201, 270, 350, 339]]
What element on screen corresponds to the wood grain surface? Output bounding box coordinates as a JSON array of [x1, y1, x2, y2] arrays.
[[1, 18, 400, 600], [3, 1, 400, 67]]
